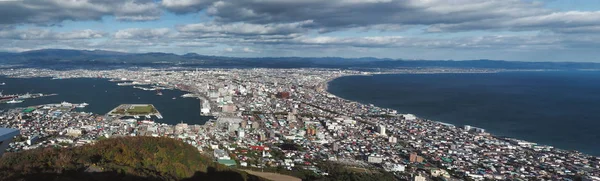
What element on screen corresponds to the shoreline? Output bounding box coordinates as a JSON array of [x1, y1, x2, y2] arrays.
[[323, 72, 596, 156]]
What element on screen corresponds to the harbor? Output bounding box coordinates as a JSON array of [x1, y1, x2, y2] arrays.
[[0, 92, 58, 104]]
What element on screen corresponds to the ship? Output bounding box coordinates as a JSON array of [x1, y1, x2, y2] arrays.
[[6, 99, 23, 104], [0, 91, 18, 101], [76, 103, 89, 108], [19, 92, 32, 99]]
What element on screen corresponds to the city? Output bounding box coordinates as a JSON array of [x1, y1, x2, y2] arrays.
[[0, 67, 598, 181]]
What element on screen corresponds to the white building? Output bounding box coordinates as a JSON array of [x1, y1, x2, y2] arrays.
[[414, 175, 426, 181], [388, 136, 397, 143], [237, 129, 245, 138], [377, 125, 386, 135], [367, 156, 383, 164]]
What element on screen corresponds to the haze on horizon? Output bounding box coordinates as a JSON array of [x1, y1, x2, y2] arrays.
[[1, 0, 600, 62]]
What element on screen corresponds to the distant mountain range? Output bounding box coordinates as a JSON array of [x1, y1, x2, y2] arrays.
[[1, 49, 599, 70]]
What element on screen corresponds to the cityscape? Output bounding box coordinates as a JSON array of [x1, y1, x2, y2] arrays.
[[0, 67, 598, 181], [3, 0, 600, 180]]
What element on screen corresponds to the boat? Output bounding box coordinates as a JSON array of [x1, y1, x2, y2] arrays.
[[0, 91, 18, 101], [6, 99, 23, 104], [156, 90, 163, 96], [76, 103, 89, 108], [0, 83, 5, 86], [19, 92, 31, 99], [172, 97, 176, 100]]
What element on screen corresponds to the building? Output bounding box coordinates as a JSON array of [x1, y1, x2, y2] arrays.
[[377, 125, 386, 135], [0, 128, 19, 156], [251, 121, 260, 129], [222, 104, 237, 113], [66, 128, 82, 137], [414, 174, 426, 181], [332, 142, 340, 152], [237, 129, 245, 138], [388, 136, 397, 143], [410, 152, 424, 163], [27, 134, 39, 146], [276, 92, 290, 99], [201, 108, 210, 114], [464, 125, 472, 131], [584, 176, 600, 181], [287, 112, 296, 122], [431, 169, 451, 178], [367, 156, 383, 164]]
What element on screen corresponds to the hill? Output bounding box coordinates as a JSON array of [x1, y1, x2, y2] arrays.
[[1, 49, 600, 69], [0, 137, 267, 181]]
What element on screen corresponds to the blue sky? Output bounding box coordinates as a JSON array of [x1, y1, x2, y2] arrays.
[[1, 0, 600, 62]]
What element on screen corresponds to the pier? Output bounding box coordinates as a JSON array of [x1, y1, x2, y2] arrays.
[[0, 92, 58, 104]]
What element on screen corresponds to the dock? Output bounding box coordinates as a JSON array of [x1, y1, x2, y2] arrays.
[[181, 93, 211, 116]]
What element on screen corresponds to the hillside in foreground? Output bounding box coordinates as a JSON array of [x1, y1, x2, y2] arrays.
[[0, 136, 267, 181]]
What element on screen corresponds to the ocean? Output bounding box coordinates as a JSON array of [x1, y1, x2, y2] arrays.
[[327, 71, 600, 156], [0, 76, 213, 125]]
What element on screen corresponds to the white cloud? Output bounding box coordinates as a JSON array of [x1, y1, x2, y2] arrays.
[[177, 21, 313, 35], [0, 0, 161, 27], [0, 29, 105, 40], [114, 28, 172, 39]]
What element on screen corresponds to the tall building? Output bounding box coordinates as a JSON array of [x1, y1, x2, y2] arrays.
[[0, 128, 19, 156], [377, 125, 386, 135], [237, 129, 245, 138]]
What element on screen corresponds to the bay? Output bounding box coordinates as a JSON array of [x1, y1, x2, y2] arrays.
[[0, 76, 213, 125], [327, 71, 600, 156]]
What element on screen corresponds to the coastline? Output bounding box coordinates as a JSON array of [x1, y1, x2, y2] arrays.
[[322, 72, 595, 156]]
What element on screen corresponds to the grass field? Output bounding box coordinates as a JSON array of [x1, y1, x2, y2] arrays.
[[110, 104, 158, 115], [127, 105, 155, 114], [241, 169, 301, 181]]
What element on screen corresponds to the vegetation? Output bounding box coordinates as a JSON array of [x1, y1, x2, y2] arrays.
[[112, 104, 158, 115], [0, 137, 267, 181], [313, 162, 397, 181], [126, 105, 156, 114]]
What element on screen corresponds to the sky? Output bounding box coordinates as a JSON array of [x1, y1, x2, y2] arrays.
[[1, 0, 600, 62]]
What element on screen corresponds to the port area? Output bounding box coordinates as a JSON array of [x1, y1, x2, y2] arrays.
[[107, 104, 163, 119], [0, 93, 58, 104], [181, 93, 212, 116]]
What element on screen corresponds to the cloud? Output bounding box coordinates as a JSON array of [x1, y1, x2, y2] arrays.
[[0, 0, 161, 27], [161, 0, 547, 31], [114, 28, 172, 39], [174, 42, 215, 47], [177, 21, 313, 36], [161, 0, 214, 14], [240, 34, 564, 50], [428, 11, 600, 33], [160, 0, 600, 34], [0, 29, 106, 40]]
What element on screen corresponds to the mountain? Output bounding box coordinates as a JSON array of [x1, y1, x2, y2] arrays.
[[1, 49, 600, 69], [0, 137, 267, 181]]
